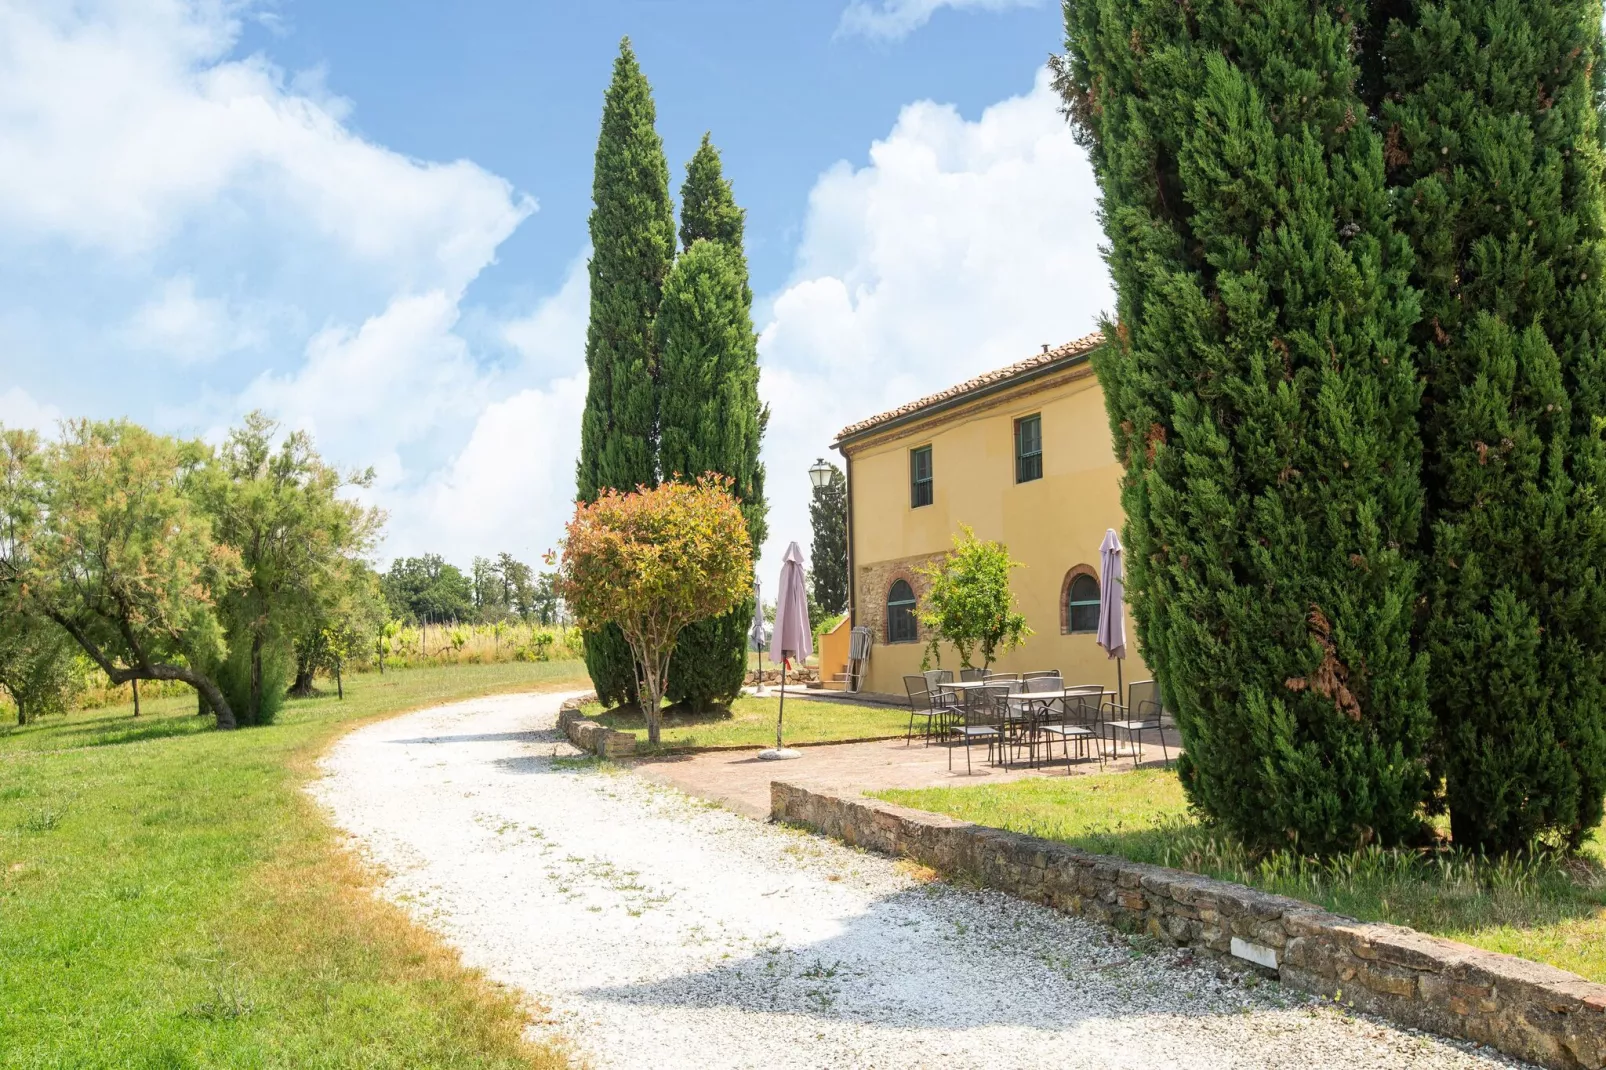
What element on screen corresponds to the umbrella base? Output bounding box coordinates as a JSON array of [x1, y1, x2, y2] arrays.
[[757, 748, 802, 761]]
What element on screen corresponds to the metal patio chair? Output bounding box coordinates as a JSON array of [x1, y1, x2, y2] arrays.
[[1038, 683, 1105, 769], [948, 683, 1008, 774], [902, 675, 948, 745], [1102, 679, 1171, 769]]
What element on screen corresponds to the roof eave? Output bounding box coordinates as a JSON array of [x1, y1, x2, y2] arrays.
[[831, 345, 1100, 453]]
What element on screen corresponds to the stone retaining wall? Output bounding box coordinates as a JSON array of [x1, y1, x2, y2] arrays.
[[771, 781, 1606, 1070], [556, 695, 636, 758]]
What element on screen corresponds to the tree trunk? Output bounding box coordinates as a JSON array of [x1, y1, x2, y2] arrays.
[[132, 679, 140, 717], [41, 608, 236, 729], [15, 697, 24, 727], [631, 641, 664, 747], [335, 660, 343, 701], [198, 689, 210, 717], [289, 666, 316, 698], [249, 634, 263, 726], [194, 675, 236, 730]]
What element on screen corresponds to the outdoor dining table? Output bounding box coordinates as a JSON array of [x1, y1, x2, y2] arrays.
[[1002, 689, 1115, 768]]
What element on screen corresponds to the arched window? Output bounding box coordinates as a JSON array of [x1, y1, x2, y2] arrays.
[[1066, 573, 1100, 634], [886, 579, 918, 643]]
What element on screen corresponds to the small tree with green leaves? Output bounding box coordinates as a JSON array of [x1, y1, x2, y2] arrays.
[[556, 477, 751, 745], [0, 607, 80, 726], [0, 421, 242, 728], [917, 527, 1032, 671]]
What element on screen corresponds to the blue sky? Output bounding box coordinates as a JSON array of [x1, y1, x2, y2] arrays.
[[0, 0, 1115, 579]]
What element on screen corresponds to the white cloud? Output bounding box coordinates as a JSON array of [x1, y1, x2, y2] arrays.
[[241, 290, 489, 464], [123, 276, 262, 362], [0, 386, 61, 432], [754, 68, 1112, 578], [0, 0, 529, 289], [837, 0, 1041, 40], [386, 373, 589, 564], [363, 254, 592, 564], [503, 252, 591, 371], [0, 0, 579, 573]]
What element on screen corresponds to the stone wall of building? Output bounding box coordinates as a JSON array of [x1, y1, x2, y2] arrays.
[[771, 781, 1606, 1070], [854, 550, 945, 649]]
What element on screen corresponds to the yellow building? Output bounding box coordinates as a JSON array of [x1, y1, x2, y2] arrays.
[[825, 332, 1148, 698]]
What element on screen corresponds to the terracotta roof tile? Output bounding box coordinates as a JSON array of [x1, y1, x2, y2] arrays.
[[833, 331, 1106, 444]]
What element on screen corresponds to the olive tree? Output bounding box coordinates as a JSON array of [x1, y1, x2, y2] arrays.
[[556, 477, 751, 745]]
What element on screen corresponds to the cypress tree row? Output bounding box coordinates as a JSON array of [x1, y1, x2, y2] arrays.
[[1375, 1, 1606, 852], [576, 38, 677, 706], [661, 139, 768, 710], [1061, 0, 1435, 851]]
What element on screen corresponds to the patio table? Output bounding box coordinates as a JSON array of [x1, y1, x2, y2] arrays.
[[1002, 690, 1112, 767]]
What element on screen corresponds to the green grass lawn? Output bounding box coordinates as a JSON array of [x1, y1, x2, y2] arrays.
[[586, 692, 907, 751], [0, 660, 590, 1069], [875, 771, 1606, 983]]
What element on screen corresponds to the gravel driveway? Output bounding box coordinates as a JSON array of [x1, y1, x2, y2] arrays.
[[311, 691, 1523, 1070]]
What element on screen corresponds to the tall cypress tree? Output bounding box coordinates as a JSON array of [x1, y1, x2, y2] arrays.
[[679, 133, 746, 259], [810, 463, 849, 616], [1061, 0, 1435, 851], [661, 138, 767, 710], [1376, 2, 1606, 852], [576, 38, 676, 706]]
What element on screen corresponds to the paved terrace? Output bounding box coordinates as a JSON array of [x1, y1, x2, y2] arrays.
[[628, 714, 1183, 818]]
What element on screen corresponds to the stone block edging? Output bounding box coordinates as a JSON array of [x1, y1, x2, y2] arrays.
[[770, 781, 1606, 1070], [556, 694, 636, 758]]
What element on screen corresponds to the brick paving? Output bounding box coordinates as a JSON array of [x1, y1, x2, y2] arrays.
[[627, 726, 1183, 819]]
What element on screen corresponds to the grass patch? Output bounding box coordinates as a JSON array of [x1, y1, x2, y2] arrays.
[[585, 692, 906, 751], [0, 660, 589, 1067], [875, 771, 1606, 982]]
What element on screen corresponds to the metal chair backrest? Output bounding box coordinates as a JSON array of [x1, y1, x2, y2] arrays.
[[1127, 679, 1159, 717], [923, 668, 952, 688], [1065, 684, 1105, 724], [959, 667, 988, 683], [904, 676, 930, 709], [1021, 670, 1061, 682], [1135, 690, 1172, 728], [969, 683, 1011, 724], [1026, 675, 1061, 693]]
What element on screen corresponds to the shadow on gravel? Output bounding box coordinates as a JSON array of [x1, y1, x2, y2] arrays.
[[575, 884, 1294, 1033], [386, 731, 552, 745]]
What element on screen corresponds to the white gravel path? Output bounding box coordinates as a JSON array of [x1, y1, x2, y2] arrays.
[[311, 690, 1526, 1070]]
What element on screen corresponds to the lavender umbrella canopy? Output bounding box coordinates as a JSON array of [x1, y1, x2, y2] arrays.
[[1097, 528, 1127, 699], [762, 541, 812, 759], [770, 542, 813, 664]]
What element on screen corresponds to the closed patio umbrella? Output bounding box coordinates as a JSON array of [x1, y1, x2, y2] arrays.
[[1097, 528, 1127, 702], [749, 580, 767, 695], [762, 541, 812, 761]]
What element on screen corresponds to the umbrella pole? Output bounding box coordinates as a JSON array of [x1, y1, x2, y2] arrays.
[[1117, 657, 1124, 708], [776, 657, 787, 749]]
